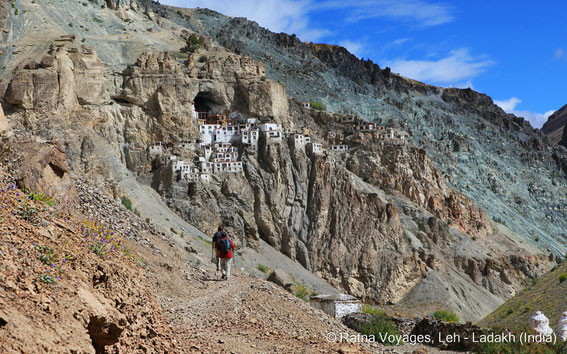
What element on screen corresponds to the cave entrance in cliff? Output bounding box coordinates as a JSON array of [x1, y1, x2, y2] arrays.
[[194, 92, 221, 114]]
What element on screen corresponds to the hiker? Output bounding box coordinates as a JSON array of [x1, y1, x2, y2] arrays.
[[211, 226, 227, 271], [215, 229, 235, 280]]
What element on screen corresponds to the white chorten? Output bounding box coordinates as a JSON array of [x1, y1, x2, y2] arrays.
[[528, 311, 553, 336], [557, 311, 567, 342]]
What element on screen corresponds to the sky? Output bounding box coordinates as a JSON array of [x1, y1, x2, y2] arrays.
[[161, 0, 567, 128]]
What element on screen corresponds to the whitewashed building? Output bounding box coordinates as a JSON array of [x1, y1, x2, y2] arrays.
[[178, 140, 194, 150], [309, 294, 362, 318], [290, 133, 307, 151], [379, 129, 395, 140], [331, 145, 348, 151], [214, 161, 244, 174], [200, 124, 221, 145], [215, 125, 241, 144], [200, 162, 213, 174], [148, 142, 163, 155], [265, 130, 283, 144], [308, 142, 323, 155], [242, 129, 259, 145], [352, 123, 376, 132], [258, 122, 282, 133], [200, 173, 211, 184], [172, 159, 185, 171], [340, 116, 358, 124]]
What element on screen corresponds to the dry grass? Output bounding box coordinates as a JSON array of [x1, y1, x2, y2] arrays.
[[479, 261, 567, 330]]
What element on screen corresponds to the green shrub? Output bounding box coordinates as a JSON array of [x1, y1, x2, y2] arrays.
[[361, 311, 401, 346], [260, 76, 267, 81], [18, 204, 38, 222], [257, 264, 271, 273], [309, 100, 326, 111], [36, 245, 57, 265], [92, 16, 103, 23], [362, 304, 387, 316], [29, 192, 56, 207], [433, 310, 459, 323], [292, 282, 314, 301], [199, 55, 208, 63], [121, 196, 132, 210], [186, 33, 203, 53], [39, 273, 56, 284], [475, 327, 567, 354], [560, 273, 567, 283]]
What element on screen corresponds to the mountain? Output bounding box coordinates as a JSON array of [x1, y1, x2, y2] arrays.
[[182, 8, 567, 256], [479, 260, 567, 331], [542, 104, 567, 146], [0, 0, 566, 341]]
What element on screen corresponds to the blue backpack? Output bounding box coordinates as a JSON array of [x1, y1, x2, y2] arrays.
[[217, 238, 232, 253]]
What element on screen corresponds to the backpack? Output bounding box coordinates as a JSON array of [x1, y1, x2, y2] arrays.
[[213, 231, 227, 243], [217, 237, 232, 253]]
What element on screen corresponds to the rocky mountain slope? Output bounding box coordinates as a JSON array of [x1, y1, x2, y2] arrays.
[[0, 129, 379, 352], [183, 8, 567, 256], [479, 260, 567, 331], [542, 104, 567, 146], [0, 149, 175, 352], [0, 0, 564, 325]]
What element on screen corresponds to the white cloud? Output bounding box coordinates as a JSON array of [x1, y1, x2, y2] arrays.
[[338, 40, 364, 57], [161, 0, 454, 42], [384, 48, 493, 84], [160, 0, 329, 42], [495, 97, 555, 129], [389, 38, 410, 46], [312, 0, 454, 27], [494, 97, 522, 112]]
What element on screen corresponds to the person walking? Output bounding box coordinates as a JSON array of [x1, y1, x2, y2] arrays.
[[211, 226, 226, 272], [215, 230, 235, 280]]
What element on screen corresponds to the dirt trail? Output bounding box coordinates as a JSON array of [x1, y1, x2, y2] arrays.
[[131, 231, 371, 353]]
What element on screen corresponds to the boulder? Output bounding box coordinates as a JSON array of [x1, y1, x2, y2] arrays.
[[267, 269, 294, 291], [0, 104, 9, 134], [11, 140, 79, 207]]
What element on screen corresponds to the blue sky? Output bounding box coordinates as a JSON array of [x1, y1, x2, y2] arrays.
[[161, 0, 567, 128]]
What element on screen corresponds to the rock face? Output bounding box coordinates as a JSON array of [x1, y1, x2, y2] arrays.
[[0, 0, 561, 324], [0, 163, 175, 353], [5, 39, 111, 110], [267, 269, 294, 291], [2, 35, 283, 183], [163, 102, 549, 320], [190, 9, 567, 256], [542, 104, 567, 145], [7, 139, 78, 205], [529, 311, 553, 336]]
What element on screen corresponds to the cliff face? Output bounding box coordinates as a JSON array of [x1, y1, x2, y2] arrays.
[[542, 104, 567, 146], [160, 101, 548, 321], [0, 0, 561, 323], [187, 9, 567, 256]]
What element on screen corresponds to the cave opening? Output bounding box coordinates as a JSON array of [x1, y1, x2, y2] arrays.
[[194, 92, 222, 113]]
